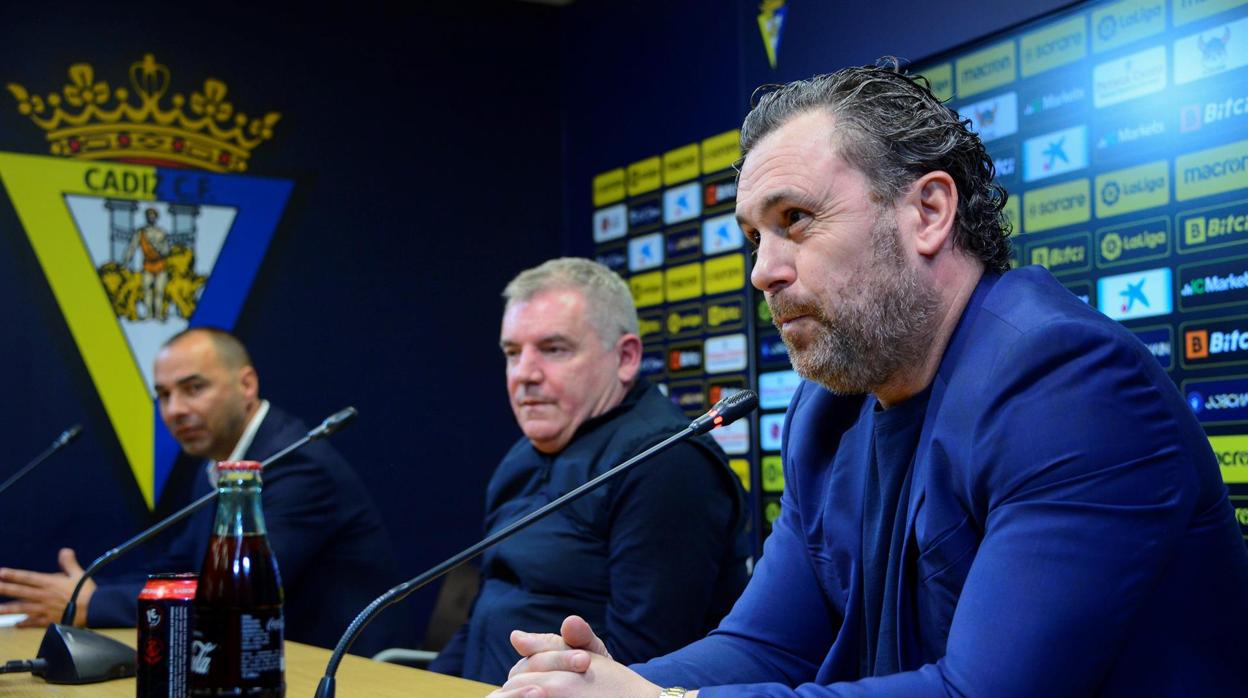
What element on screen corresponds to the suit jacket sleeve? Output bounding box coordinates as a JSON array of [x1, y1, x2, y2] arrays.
[[643, 322, 1204, 696], [635, 381, 842, 688], [87, 487, 214, 628], [253, 445, 339, 593]]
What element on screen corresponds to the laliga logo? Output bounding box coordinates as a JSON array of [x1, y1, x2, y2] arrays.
[[1098, 15, 1118, 41], [1101, 181, 1121, 205]]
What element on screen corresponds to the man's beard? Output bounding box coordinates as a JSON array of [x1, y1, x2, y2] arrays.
[[768, 214, 941, 395]]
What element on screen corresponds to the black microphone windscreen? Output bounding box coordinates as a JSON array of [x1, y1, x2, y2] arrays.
[[314, 407, 358, 439], [713, 389, 758, 426], [689, 389, 759, 435], [59, 424, 83, 446]]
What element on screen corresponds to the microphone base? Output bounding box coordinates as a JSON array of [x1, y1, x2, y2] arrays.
[[33, 624, 135, 684]]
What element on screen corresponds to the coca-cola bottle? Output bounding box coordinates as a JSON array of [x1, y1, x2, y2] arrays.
[[189, 461, 285, 697]]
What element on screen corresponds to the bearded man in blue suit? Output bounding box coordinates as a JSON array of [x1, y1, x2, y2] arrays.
[[488, 59, 1248, 697]]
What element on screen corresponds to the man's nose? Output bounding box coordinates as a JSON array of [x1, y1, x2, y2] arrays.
[[164, 392, 189, 419], [511, 347, 543, 383], [750, 234, 795, 294]]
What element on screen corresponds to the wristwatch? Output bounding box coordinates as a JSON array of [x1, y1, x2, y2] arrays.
[[659, 689, 689, 697]]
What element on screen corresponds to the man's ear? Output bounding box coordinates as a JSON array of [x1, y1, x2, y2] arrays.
[[616, 333, 642, 385], [899, 170, 958, 258], [239, 365, 260, 402]]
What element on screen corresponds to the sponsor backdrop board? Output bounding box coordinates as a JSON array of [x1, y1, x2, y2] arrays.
[[910, 0, 1248, 540], [592, 131, 768, 541], [593, 0, 1248, 549]]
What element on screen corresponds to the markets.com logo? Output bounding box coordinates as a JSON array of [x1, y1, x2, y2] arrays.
[[1179, 256, 1248, 310]]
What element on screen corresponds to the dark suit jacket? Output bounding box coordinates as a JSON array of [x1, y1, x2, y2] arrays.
[[88, 405, 405, 656], [638, 267, 1248, 696]]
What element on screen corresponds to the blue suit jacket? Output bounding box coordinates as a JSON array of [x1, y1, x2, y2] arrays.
[[637, 268, 1248, 696], [88, 405, 406, 656]]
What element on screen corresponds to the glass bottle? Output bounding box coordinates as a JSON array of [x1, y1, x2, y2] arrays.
[[189, 461, 285, 697]]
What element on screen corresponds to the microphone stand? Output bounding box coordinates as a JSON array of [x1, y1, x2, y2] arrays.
[[31, 407, 358, 685], [313, 390, 757, 698], [0, 425, 82, 498]]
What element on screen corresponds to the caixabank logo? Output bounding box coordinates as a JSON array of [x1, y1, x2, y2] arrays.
[[1, 55, 292, 508]]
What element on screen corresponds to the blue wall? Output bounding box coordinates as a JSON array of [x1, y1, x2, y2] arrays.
[[1, 0, 1074, 646], [0, 0, 564, 641]]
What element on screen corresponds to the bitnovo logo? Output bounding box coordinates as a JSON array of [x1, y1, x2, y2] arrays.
[[704, 179, 737, 208], [1183, 317, 1248, 366]]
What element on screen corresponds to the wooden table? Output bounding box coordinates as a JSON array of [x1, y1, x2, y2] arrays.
[[0, 627, 495, 697]]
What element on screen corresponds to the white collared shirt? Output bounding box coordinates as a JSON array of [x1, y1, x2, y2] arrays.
[[205, 400, 271, 486]]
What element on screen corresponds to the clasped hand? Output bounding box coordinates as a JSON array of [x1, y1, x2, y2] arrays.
[[488, 615, 667, 698]]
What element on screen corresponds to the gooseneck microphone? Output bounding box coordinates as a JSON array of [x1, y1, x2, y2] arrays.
[[313, 391, 758, 698], [30, 407, 358, 685], [0, 425, 82, 498]]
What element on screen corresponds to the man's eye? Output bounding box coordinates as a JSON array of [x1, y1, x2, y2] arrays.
[[785, 209, 809, 227], [743, 228, 761, 248]]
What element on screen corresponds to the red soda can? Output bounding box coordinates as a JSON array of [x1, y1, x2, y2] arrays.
[[138, 572, 198, 698]]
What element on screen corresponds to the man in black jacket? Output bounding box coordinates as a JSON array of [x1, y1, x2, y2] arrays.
[[428, 258, 751, 685]]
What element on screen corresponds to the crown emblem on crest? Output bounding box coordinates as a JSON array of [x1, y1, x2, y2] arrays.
[[6, 54, 280, 173]]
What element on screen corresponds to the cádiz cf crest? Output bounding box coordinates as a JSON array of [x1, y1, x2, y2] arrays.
[[0, 55, 292, 508]]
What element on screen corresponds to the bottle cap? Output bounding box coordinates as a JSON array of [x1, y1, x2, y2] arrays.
[[216, 460, 263, 471]]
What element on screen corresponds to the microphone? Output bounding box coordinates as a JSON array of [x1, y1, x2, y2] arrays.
[[313, 391, 758, 698], [0, 424, 82, 498], [30, 407, 359, 685], [689, 389, 758, 435]]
